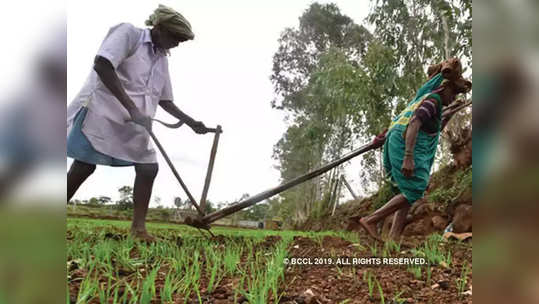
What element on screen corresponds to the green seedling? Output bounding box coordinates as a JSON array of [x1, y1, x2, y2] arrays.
[[426, 266, 432, 285], [407, 265, 422, 280], [376, 278, 385, 304], [365, 271, 374, 298], [370, 245, 378, 257], [456, 262, 470, 298], [384, 239, 401, 254], [392, 290, 406, 304]]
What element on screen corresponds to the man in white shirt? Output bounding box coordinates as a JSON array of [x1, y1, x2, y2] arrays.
[[67, 5, 208, 241]]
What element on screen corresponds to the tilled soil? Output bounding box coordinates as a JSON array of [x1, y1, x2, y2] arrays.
[[68, 227, 472, 303], [281, 235, 472, 304]]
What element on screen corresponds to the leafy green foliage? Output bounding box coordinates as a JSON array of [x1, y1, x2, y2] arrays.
[[242, 203, 270, 221], [271, 3, 372, 111], [116, 185, 134, 210], [427, 167, 472, 206], [271, 4, 374, 223]]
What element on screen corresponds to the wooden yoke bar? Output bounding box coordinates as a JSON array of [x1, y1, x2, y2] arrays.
[[200, 142, 376, 224]]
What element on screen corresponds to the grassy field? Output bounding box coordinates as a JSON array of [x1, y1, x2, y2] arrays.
[[67, 218, 472, 304], [67, 218, 358, 304]]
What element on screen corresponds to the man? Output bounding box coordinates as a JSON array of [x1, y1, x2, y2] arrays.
[[67, 5, 208, 241], [359, 58, 472, 241]]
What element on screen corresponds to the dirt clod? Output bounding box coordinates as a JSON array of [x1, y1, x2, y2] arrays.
[[453, 204, 472, 233], [432, 215, 448, 230], [438, 280, 450, 290]]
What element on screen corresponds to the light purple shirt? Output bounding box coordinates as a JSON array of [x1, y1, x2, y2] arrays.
[[67, 23, 174, 163]]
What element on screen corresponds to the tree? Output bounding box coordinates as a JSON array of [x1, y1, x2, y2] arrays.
[[243, 203, 270, 221], [271, 3, 372, 112], [116, 185, 134, 210], [184, 199, 193, 210], [87, 197, 100, 207], [366, 0, 472, 108], [154, 196, 162, 209], [68, 199, 81, 205], [97, 196, 111, 205], [270, 3, 373, 222], [174, 197, 183, 208], [159, 208, 172, 221], [204, 200, 216, 214], [266, 197, 281, 218], [216, 202, 226, 210]]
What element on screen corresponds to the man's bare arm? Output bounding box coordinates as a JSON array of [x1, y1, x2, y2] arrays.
[[158, 100, 196, 125], [93, 56, 136, 113], [158, 100, 209, 134], [93, 56, 151, 129]]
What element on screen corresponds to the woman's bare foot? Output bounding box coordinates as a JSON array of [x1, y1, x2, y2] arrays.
[[359, 217, 382, 241]]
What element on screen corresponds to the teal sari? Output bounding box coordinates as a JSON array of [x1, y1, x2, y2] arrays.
[[383, 74, 445, 204]]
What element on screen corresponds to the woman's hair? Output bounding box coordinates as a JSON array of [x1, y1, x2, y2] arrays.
[[427, 58, 462, 79], [427, 63, 442, 79], [428, 58, 471, 94], [441, 58, 462, 81]]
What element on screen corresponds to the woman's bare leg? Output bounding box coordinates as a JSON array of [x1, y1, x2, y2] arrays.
[[359, 194, 409, 241], [389, 204, 411, 240]]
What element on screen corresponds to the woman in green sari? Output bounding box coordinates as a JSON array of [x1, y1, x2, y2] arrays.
[[360, 58, 471, 241]]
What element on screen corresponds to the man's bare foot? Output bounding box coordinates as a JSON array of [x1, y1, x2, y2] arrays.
[[359, 217, 382, 241], [130, 229, 156, 242]]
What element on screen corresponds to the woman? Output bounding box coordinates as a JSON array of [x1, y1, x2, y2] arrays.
[[67, 5, 208, 241], [360, 58, 472, 241]]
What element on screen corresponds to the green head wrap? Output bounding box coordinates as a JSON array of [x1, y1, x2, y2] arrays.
[[145, 4, 195, 41], [413, 73, 445, 101]]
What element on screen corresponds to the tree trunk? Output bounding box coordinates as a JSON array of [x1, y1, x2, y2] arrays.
[[332, 176, 343, 216], [342, 176, 358, 200], [441, 13, 450, 59]]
